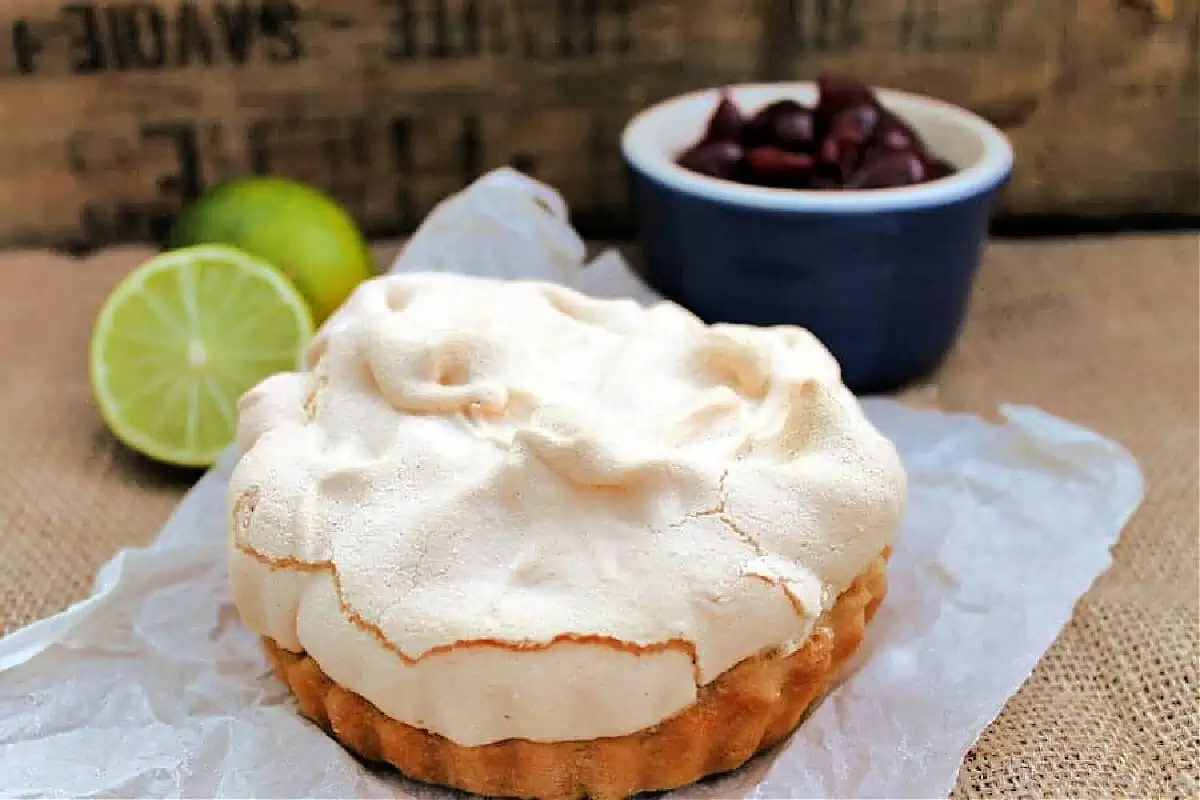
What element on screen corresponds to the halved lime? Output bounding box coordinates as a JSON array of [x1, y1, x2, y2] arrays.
[[89, 245, 314, 468]]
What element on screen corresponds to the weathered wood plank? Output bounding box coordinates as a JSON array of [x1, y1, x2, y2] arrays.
[[0, 0, 1192, 249]]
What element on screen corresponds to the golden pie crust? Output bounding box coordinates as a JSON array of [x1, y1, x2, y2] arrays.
[[264, 551, 889, 800]]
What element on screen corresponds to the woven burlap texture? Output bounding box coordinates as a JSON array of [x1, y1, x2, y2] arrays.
[[0, 235, 1196, 797]]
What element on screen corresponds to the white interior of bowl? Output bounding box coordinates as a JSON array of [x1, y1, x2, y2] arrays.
[[621, 82, 1014, 213]]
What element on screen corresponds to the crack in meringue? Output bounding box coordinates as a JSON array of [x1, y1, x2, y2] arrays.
[[233, 540, 706, 687]]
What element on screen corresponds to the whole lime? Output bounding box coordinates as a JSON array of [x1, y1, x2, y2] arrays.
[[168, 177, 376, 323]]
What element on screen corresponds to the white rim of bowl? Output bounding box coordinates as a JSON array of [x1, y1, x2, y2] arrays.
[[620, 82, 1015, 214]]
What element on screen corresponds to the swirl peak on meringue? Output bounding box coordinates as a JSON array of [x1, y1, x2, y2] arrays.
[[228, 271, 906, 746]]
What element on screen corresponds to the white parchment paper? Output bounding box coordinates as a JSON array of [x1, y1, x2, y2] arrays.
[[0, 171, 1145, 799]]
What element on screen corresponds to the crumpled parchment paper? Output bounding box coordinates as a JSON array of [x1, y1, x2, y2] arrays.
[[0, 170, 1145, 799]]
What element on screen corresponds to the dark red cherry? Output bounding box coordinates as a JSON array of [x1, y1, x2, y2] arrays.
[[741, 99, 818, 152], [677, 139, 745, 180], [925, 157, 956, 180], [703, 89, 745, 143], [828, 104, 880, 145], [816, 74, 876, 121], [745, 146, 814, 174], [847, 150, 928, 189], [874, 109, 923, 154]]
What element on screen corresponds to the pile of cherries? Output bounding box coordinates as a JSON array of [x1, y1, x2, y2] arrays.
[[676, 75, 956, 191]]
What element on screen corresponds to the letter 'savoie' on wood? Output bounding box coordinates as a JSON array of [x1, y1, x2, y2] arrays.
[[0, 0, 1193, 250]]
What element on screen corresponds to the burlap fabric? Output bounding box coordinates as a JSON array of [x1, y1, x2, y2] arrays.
[[0, 235, 1195, 797]]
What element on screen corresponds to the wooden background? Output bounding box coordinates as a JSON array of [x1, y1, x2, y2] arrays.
[[0, 0, 1194, 249]]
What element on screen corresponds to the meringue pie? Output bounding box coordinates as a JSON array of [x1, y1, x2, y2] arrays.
[[229, 272, 906, 799]]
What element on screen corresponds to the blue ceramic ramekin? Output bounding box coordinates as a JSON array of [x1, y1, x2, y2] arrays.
[[621, 82, 1014, 394]]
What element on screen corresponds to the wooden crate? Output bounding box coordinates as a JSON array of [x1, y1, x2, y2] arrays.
[[0, 0, 1194, 250]]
